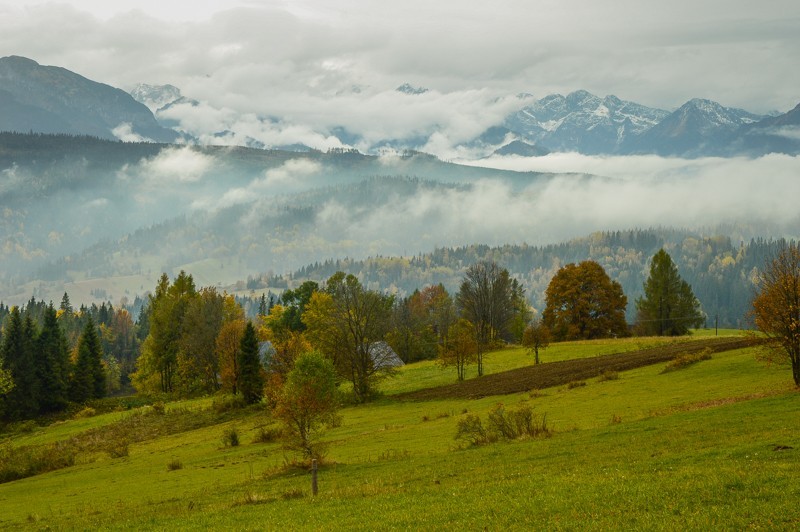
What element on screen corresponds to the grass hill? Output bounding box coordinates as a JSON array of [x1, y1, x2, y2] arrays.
[[1, 331, 798, 529]]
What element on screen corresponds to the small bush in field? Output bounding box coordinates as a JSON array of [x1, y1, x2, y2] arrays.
[[222, 427, 240, 447], [456, 404, 551, 447], [455, 414, 492, 446], [252, 425, 281, 444], [566, 380, 587, 389], [74, 406, 96, 419], [663, 348, 713, 373], [166, 458, 183, 471], [597, 370, 620, 382]]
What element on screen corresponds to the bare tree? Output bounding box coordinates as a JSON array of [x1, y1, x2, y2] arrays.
[[456, 261, 516, 376]]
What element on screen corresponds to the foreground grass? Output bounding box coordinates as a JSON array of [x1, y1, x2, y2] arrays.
[[1, 334, 797, 529]]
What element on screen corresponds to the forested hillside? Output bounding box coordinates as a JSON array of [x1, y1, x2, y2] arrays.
[[257, 230, 782, 328]]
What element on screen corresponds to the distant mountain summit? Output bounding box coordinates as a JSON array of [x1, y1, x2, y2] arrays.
[[625, 98, 763, 156], [0, 56, 178, 142], [129, 83, 182, 113], [504, 90, 669, 154], [396, 83, 429, 95]]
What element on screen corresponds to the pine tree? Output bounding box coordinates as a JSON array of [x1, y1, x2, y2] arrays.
[[636, 249, 705, 336], [71, 316, 106, 402], [237, 322, 264, 404], [36, 304, 70, 412], [1, 308, 40, 420]]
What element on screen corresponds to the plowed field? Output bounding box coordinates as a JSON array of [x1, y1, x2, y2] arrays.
[[397, 337, 754, 400]]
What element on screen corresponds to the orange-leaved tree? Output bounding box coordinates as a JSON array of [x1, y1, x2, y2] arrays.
[[752, 242, 800, 386]]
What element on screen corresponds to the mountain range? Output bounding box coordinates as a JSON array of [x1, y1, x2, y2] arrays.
[[1, 56, 798, 159]]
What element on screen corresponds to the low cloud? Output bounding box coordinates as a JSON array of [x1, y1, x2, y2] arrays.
[[305, 153, 800, 257], [111, 123, 152, 143], [138, 146, 214, 183]]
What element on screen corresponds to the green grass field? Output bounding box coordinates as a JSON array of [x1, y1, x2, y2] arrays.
[[1, 332, 798, 530]]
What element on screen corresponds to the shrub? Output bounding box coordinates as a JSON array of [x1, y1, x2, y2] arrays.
[[663, 348, 713, 373], [456, 404, 551, 447], [252, 425, 281, 444], [166, 458, 183, 471], [597, 370, 620, 382], [105, 438, 129, 458], [74, 406, 97, 419], [213, 395, 247, 413], [455, 414, 491, 446], [566, 380, 587, 389], [150, 401, 166, 415], [222, 427, 240, 447]]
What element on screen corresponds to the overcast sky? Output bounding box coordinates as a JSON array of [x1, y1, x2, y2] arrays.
[[1, 0, 799, 151]]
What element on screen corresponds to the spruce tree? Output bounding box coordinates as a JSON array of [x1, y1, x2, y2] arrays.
[[37, 304, 70, 412], [237, 322, 264, 404], [1, 308, 40, 420], [636, 250, 705, 336], [71, 316, 106, 402]]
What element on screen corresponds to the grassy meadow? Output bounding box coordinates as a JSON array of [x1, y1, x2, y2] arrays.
[[1, 331, 799, 530]]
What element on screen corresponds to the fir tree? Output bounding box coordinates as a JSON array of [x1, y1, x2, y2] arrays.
[[71, 316, 106, 402], [1, 308, 40, 420], [237, 321, 264, 404], [37, 304, 70, 413], [636, 250, 704, 336]]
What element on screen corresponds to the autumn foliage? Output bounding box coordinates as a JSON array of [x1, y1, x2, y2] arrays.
[[752, 243, 800, 385], [543, 261, 628, 341]]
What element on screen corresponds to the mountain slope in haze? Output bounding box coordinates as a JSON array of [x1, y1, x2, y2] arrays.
[[0, 56, 179, 142], [0, 133, 550, 296], [726, 103, 800, 156], [623, 98, 763, 156]]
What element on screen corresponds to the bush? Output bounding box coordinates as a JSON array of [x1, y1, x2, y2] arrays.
[[455, 414, 492, 446], [597, 370, 620, 382], [166, 458, 183, 471], [213, 395, 247, 413], [455, 404, 551, 447], [663, 348, 713, 373], [252, 425, 281, 444], [74, 406, 97, 419], [222, 427, 240, 447], [566, 380, 587, 389]]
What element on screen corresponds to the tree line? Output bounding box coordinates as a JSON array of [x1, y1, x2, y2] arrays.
[[0, 248, 725, 424]]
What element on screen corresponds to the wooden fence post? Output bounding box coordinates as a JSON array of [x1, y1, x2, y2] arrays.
[[311, 459, 318, 496]]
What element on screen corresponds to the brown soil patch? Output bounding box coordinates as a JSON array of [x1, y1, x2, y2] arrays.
[[397, 337, 754, 401]]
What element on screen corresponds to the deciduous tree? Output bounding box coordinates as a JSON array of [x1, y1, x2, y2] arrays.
[[456, 261, 517, 376], [303, 272, 393, 402], [439, 318, 478, 381], [543, 261, 628, 341], [274, 350, 339, 460], [522, 318, 551, 365], [752, 242, 800, 385]]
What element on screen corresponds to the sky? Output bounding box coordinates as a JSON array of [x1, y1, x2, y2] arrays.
[[1, 0, 799, 154]]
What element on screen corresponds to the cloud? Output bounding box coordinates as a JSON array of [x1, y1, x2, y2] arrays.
[[111, 122, 151, 142], [304, 153, 800, 256], [138, 146, 214, 183], [3, 0, 798, 155], [191, 158, 323, 211]]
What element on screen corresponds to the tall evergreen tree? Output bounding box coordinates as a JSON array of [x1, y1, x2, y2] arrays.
[[71, 316, 106, 402], [37, 304, 70, 412], [237, 321, 264, 404], [636, 250, 705, 336], [1, 308, 40, 420]]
